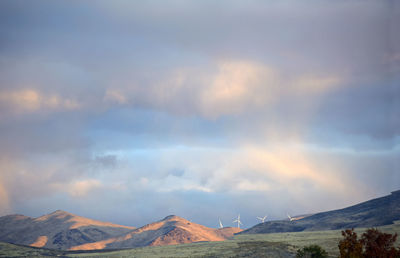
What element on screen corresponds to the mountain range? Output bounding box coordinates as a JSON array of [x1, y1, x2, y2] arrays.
[[0, 210, 135, 250], [0, 211, 241, 250], [70, 215, 242, 250], [1, 190, 399, 251]]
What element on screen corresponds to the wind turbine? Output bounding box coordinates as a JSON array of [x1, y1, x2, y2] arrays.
[[257, 215, 268, 223], [287, 213, 294, 221], [233, 214, 243, 229], [219, 218, 224, 228]]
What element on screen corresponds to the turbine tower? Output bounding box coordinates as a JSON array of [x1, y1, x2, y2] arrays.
[[257, 215, 268, 223], [219, 218, 224, 228], [287, 213, 294, 221], [233, 214, 243, 229]]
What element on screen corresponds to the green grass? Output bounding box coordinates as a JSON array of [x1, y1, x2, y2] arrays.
[[1, 222, 399, 257], [0, 242, 66, 257], [70, 240, 295, 258], [233, 221, 400, 258]]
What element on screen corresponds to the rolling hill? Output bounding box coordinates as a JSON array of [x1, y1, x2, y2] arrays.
[[0, 210, 135, 250], [0, 211, 241, 251], [69, 215, 242, 250], [240, 190, 400, 234], [2, 222, 399, 257], [2, 190, 398, 253]]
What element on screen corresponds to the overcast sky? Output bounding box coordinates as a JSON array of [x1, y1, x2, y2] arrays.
[[0, 0, 399, 228]]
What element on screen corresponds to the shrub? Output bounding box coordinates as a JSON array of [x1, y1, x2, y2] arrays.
[[361, 228, 399, 258], [338, 228, 400, 258], [296, 244, 328, 258], [338, 228, 363, 258]]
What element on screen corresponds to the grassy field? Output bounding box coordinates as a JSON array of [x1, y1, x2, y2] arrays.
[[234, 221, 400, 257], [69, 240, 296, 258], [1, 222, 399, 257]]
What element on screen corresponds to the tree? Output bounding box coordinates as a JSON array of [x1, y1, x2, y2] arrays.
[[338, 229, 363, 258], [338, 228, 400, 258], [296, 245, 328, 258], [361, 228, 399, 258]]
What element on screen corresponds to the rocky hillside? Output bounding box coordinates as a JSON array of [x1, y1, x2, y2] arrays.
[[0, 210, 135, 250], [70, 215, 242, 250]]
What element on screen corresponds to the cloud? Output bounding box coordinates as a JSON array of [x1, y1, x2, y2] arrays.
[[103, 144, 355, 199], [0, 89, 40, 112], [104, 89, 128, 105], [157, 175, 213, 193], [199, 61, 278, 117], [93, 154, 117, 168], [101, 59, 342, 119], [64, 179, 102, 197], [0, 152, 111, 214], [0, 0, 397, 227], [0, 89, 80, 115], [0, 181, 10, 215], [199, 60, 341, 118]]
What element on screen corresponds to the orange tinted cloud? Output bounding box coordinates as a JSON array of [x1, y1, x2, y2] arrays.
[[200, 60, 278, 117], [67, 179, 102, 197], [242, 146, 347, 193], [101, 59, 342, 119], [0, 89, 80, 114], [199, 60, 342, 118]]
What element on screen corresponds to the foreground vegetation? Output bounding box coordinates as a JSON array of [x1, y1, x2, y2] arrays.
[[1, 222, 399, 257], [339, 228, 400, 257]]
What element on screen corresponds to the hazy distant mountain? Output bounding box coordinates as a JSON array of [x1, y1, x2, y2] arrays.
[[70, 215, 242, 250], [241, 190, 400, 234], [0, 210, 135, 250]]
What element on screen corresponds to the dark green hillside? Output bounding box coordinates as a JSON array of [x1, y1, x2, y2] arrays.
[[241, 190, 400, 234]]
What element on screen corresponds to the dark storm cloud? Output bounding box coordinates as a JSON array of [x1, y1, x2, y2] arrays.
[[308, 80, 400, 149]]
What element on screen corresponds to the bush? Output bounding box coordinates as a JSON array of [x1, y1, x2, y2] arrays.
[[361, 228, 399, 258], [296, 245, 328, 258], [338, 228, 363, 257], [338, 228, 400, 258]]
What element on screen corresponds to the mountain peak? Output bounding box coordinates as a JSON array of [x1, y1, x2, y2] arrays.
[[35, 210, 73, 222], [0, 210, 135, 250], [162, 215, 183, 221], [51, 210, 71, 215], [70, 214, 239, 250]]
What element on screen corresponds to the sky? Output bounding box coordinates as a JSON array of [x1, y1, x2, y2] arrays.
[[0, 0, 399, 228]]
